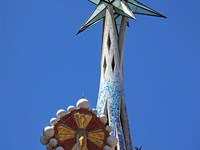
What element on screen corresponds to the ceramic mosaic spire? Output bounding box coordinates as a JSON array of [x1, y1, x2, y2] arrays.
[[96, 6, 133, 150], [77, 1, 165, 150]]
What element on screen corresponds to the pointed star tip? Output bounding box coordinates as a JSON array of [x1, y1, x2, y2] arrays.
[[76, 28, 84, 35], [76, 30, 83, 35], [160, 14, 167, 19], [132, 16, 137, 21]]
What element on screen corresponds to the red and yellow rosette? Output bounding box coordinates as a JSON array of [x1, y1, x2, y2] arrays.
[[40, 98, 118, 150], [54, 108, 109, 150]]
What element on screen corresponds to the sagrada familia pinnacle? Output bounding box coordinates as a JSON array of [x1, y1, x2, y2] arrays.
[[40, 0, 166, 150]]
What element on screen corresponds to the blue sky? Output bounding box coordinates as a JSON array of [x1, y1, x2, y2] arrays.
[[1, 0, 200, 150]]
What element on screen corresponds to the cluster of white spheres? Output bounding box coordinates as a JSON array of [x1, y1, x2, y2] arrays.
[[41, 98, 118, 150]]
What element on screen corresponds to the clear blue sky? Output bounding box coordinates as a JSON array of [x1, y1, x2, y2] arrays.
[[1, 0, 200, 150]]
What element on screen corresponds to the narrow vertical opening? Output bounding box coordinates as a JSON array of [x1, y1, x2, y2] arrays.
[[104, 98, 110, 126], [103, 56, 107, 76], [111, 55, 115, 73], [105, 111, 109, 126], [120, 106, 125, 140], [107, 32, 111, 53]]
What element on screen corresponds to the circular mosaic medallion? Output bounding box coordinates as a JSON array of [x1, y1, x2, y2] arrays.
[[54, 108, 109, 150]]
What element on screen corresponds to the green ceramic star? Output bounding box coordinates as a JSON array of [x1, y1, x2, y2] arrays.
[[77, 0, 166, 34]]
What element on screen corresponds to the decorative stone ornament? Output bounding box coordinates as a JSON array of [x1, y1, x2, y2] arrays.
[[56, 109, 66, 119], [43, 126, 54, 139], [50, 118, 58, 126], [107, 136, 118, 148], [40, 135, 49, 145], [67, 105, 75, 113], [76, 98, 90, 109], [46, 143, 53, 150], [103, 145, 112, 150], [40, 98, 118, 150], [56, 147, 64, 150], [99, 114, 108, 124], [49, 138, 58, 147], [105, 126, 112, 133]]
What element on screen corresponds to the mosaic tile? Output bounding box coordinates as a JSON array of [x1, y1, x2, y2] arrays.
[[96, 6, 133, 150]]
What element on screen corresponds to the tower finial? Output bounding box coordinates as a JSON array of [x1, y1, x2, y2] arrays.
[[77, 0, 166, 34], [82, 92, 84, 98]]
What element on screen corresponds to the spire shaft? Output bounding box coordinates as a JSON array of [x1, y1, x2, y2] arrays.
[[96, 5, 133, 150]]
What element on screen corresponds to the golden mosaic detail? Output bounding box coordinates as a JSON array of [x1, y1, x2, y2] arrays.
[[71, 136, 88, 150], [88, 129, 105, 147], [54, 109, 108, 149], [57, 125, 75, 141], [74, 112, 92, 129]]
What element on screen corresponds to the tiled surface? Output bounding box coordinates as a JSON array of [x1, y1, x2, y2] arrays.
[[96, 6, 133, 150]]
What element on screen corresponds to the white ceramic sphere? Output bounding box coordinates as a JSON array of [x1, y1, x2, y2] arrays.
[[40, 135, 49, 145], [56, 109, 66, 119], [91, 108, 98, 115], [50, 118, 58, 126], [76, 98, 90, 109], [67, 105, 76, 113], [56, 146, 64, 150], [49, 138, 57, 147], [106, 126, 112, 133], [46, 143, 53, 150], [99, 115, 107, 124], [107, 135, 118, 147], [103, 145, 112, 150], [43, 126, 54, 139]]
